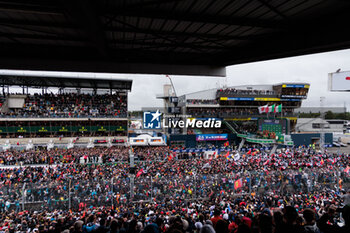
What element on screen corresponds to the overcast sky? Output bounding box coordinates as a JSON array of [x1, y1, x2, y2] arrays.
[[2, 48, 350, 111], [127, 48, 350, 110]]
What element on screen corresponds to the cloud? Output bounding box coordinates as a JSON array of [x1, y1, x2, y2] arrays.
[[128, 48, 350, 110]]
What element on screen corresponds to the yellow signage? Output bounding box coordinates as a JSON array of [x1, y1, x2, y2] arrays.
[[254, 98, 280, 101], [98, 126, 107, 131], [17, 127, 26, 133], [79, 127, 87, 132], [59, 127, 68, 132], [225, 118, 251, 121], [220, 97, 228, 101], [39, 127, 48, 132]]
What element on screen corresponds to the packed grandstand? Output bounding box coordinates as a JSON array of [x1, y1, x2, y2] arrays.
[[0, 76, 348, 233]]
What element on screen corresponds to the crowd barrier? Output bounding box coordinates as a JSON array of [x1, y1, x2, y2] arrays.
[[0, 169, 349, 212]]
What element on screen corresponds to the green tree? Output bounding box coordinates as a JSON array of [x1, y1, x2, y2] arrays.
[[324, 111, 335, 119]]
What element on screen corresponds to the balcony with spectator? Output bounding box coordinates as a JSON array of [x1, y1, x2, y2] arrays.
[[0, 93, 127, 118], [216, 88, 278, 98]]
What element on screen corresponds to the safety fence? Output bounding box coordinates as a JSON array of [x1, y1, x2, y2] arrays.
[[0, 169, 349, 212]]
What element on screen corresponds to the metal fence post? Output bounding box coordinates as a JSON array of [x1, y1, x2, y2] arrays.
[[130, 148, 135, 201], [336, 169, 340, 191], [194, 175, 197, 200], [130, 175, 135, 201], [22, 183, 26, 211], [248, 172, 252, 194], [68, 179, 71, 210], [111, 177, 114, 208], [150, 176, 153, 202]]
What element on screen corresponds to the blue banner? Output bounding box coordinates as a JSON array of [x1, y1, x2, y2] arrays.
[[171, 148, 234, 153], [280, 98, 302, 101], [226, 97, 255, 101], [284, 84, 307, 88], [196, 134, 228, 141]]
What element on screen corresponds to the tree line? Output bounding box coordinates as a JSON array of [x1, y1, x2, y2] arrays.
[[299, 111, 350, 120]]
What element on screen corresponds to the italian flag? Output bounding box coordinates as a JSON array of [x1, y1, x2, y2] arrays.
[[258, 105, 269, 114], [274, 104, 282, 113], [269, 104, 282, 113]]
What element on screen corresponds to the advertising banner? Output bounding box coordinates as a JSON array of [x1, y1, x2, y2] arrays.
[[196, 134, 228, 141], [0, 125, 126, 134], [329, 71, 350, 91]]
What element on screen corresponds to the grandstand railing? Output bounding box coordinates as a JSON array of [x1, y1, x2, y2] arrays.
[[188, 112, 297, 118], [0, 113, 128, 118], [216, 90, 278, 98]]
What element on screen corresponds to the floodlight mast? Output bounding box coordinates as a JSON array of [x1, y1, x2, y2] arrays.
[[320, 96, 325, 153], [166, 75, 177, 97]]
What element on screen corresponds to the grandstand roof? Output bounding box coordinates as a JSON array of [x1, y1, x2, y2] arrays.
[[0, 1, 350, 76], [0, 73, 132, 90]]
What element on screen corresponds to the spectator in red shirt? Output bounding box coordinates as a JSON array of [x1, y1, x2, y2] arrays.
[[210, 209, 223, 228]]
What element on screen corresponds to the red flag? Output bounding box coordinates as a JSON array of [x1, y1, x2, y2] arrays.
[[224, 141, 229, 147], [213, 151, 219, 159], [345, 166, 350, 174], [263, 159, 270, 166], [320, 159, 324, 165], [136, 168, 144, 178], [234, 178, 242, 190], [225, 151, 230, 158], [247, 149, 251, 155]]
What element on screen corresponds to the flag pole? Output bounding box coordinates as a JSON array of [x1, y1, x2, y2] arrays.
[[281, 104, 282, 119], [267, 105, 269, 119]]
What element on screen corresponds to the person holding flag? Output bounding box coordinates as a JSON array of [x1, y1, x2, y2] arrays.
[[234, 178, 243, 190], [136, 168, 144, 178], [344, 166, 350, 174]]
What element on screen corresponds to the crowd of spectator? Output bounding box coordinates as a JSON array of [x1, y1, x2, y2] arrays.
[[187, 108, 294, 118], [0, 146, 348, 232], [0, 146, 170, 166], [217, 88, 277, 98], [1, 93, 127, 118], [0, 193, 348, 233], [186, 100, 218, 105]]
